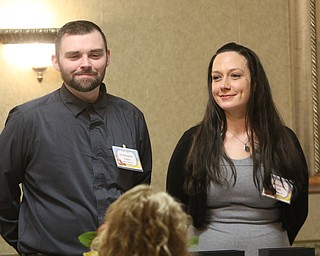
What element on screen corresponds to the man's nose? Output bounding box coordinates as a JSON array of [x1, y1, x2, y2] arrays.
[[80, 55, 92, 68]]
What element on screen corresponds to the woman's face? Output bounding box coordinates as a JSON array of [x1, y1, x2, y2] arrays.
[[211, 51, 251, 118]]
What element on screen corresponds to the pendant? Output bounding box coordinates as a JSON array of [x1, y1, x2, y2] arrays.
[[244, 144, 250, 152]]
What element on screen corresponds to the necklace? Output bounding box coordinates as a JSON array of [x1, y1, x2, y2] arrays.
[[227, 130, 250, 152]]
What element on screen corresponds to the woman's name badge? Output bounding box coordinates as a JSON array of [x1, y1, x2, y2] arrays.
[[262, 174, 293, 204], [112, 146, 143, 172]]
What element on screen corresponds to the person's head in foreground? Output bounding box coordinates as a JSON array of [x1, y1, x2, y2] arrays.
[[94, 184, 190, 256]]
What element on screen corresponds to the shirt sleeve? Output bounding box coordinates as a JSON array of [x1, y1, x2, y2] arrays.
[[282, 128, 309, 245], [0, 107, 26, 250], [137, 114, 152, 184], [166, 126, 196, 206]]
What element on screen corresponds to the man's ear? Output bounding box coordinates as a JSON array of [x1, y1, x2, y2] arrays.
[[106, 49, 111, 67], [52, 54, 60, 72]]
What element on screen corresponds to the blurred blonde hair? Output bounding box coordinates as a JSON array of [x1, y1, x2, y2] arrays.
[[93, 184, 190, 256]]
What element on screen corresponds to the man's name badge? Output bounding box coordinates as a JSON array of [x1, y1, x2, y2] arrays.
[[262, 174, 293, 204], [112, 146, 143, 172]]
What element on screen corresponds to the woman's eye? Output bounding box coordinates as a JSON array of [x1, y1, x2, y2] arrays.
[[231, 73, 241, 79], [212, 75, 221, 81]]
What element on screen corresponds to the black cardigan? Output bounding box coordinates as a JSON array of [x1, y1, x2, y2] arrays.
[[166, 125, 309, 245]]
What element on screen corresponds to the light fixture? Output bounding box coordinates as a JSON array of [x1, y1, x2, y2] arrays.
[[0, 28, 59, 83], [32, 67, 47, 83], [0, 28, 59, 44]]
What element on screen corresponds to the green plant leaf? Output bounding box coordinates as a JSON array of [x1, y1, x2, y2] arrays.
[[78, 231, 97, 247], [188, 236, 199, 248]]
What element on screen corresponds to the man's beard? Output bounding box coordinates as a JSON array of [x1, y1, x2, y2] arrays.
[[61, 69, 105, 92], [67, 75, 101, 92]]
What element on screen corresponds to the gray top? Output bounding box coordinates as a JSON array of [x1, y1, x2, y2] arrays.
[[188, 157, 290, 256]]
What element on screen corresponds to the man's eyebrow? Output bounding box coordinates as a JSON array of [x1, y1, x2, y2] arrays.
[[91, 48, 104, 52], [63, 49, 105, 57], [64, 51, 80, 56]]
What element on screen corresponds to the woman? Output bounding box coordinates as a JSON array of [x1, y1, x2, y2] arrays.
[[92, 184, 190, 256], [166, 42, 309, 256]]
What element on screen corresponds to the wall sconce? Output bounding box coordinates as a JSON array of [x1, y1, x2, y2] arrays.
[[0, 28, 59, 83], [33, 67, 47, 83], [0, 28, 59, 44]]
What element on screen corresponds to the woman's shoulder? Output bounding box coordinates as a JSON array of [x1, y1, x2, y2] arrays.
[[172, 125, 200, 155], [283, 126, 300, 143], [283, 125, 294, 134], [181, 125, 200, 138]]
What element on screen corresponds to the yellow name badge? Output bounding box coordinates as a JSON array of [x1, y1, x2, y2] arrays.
[[112, 146, 143, 172], [262, 174, 293, 204]]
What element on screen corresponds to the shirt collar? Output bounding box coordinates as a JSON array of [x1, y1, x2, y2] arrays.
[[59, 83, 107, 118]]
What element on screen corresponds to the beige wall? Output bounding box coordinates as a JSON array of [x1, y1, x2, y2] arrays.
[[0, 0, 319, 254], [0, 0, 297, 191]]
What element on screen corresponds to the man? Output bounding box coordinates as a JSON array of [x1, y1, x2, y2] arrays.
[[0, 20, 152, 256]]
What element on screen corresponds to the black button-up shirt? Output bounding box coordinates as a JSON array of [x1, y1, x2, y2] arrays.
[[0, 84, 152, 255]]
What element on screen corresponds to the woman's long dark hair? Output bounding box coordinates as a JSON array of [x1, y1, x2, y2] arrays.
[[184, 42, 307, 206]]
